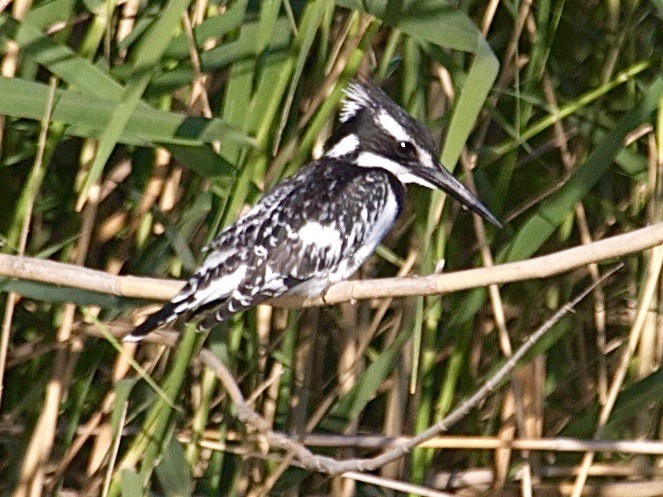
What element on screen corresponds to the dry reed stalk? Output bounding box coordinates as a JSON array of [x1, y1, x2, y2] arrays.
[[471, 0, 533, 150], [115, 0, 140, 58], [461, 150, 534, 497], [2, 222, 662, 309], [635, 133, 663, 442], [343, 471, 454, 497], [570, 246, 663, 497], [182, 10, 213, 119], [83, 0, 173, 459], [0, 0, 35, 150], [15, 190, 100, 497], [333, 303, 359, 497], [0, 75, 57, 409], [86, 343, 137, 475], [86, 143, 166, 474], [7, 79, 58, 497], [184, 432, 663, 455], [287, 308, 319, 495], [451, 5, 538, 478], [481, 0, 501, 36], [534, 13, 610, 404], [246, 253, 417, 496], [378, 253, 417, 480]]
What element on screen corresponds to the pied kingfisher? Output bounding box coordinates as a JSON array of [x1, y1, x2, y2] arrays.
[[126, 80, 500, 341]]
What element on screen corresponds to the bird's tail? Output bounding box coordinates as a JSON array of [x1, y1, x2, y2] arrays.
[[124, 301, 182, 342], [124, 275, 263, 340], [197, 294, 266, 330]]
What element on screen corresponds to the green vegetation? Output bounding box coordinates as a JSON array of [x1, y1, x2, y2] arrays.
[[1, 0, 662, 495]]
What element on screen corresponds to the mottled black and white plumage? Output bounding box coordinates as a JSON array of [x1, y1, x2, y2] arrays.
[[126, 80, 500, 341]]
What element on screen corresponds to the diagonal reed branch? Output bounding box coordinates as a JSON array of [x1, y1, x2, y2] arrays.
[[292, 265, 622, 474], [86, 265, 619, 476], [0, 223, 662, 305]]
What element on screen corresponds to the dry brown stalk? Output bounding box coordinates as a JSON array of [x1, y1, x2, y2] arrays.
[[0, 0, 35, 151], [441, 4, 538, 488], [342, 471, 454, 497]]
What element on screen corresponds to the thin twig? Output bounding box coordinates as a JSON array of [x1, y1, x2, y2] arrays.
[[9, 417, 663, 457], [308, 265, 621, 475], [461, 148, 534, 496], [101, 401, 127, 497]]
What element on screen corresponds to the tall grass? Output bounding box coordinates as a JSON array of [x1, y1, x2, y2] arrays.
[[1, 0, 662, 496]]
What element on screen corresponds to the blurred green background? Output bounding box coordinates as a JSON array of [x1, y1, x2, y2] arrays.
[[1, 0, 663, 495]]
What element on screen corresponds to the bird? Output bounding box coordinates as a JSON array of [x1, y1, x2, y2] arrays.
[[125, 80, 501, 341]]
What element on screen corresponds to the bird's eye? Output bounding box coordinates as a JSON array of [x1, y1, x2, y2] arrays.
[[398, 141, 417, 156]]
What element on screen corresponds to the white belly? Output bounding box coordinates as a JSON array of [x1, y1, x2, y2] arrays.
[[289, 188, 399, 297]]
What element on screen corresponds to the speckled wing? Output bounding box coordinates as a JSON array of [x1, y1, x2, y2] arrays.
[[125, 171, 306, 339], [127, 158, 404, 338], [194, 160, 405, 329], [259, 159, 405, 296]]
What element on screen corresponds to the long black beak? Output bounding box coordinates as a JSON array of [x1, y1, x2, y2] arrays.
[[419, 165, 502, 228]]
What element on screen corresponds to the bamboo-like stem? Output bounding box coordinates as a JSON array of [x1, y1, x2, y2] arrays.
[[0, 0, 35, 151]]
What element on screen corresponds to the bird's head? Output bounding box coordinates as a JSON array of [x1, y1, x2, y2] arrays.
[[325, 80, 501, 228]]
